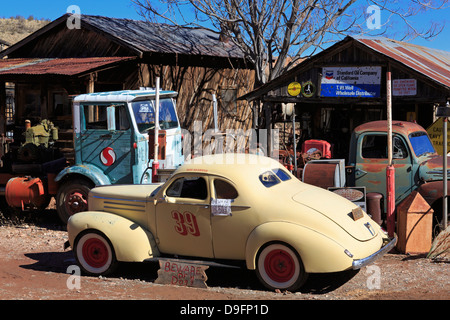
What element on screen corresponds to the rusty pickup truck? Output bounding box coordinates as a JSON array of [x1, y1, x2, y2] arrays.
[[303, 120, 448, 230]]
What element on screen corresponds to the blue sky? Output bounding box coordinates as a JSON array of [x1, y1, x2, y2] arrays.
[[1, 0, 449, 51]]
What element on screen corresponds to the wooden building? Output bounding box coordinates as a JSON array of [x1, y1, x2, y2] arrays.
[[0, 14, 255, 157], [240, 36, 450, 159]]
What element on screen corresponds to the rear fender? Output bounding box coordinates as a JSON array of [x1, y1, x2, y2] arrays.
[[68, 211, 159, 262], [245, 222, 353, 273]]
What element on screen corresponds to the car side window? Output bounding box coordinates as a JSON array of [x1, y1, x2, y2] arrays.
[[361, 135, 387, 158], [361, 134, 408, 159], [213, 179, 238, 199], [393, 136, 408, 159], [166, 176, 208, 200]]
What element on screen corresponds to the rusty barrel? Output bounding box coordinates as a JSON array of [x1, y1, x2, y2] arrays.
[[366, 192, 383, 225], [5, 177, 46, 210]]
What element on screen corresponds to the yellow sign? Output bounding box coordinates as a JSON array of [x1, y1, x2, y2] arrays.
[[427, 117, 450, 155], [288, 82, 301, 96]]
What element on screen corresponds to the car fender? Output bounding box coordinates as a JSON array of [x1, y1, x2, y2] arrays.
[[55, 164, 111, 186], [245, 221, 353, 273], [67, 211, 160, 262], [417, 180, 450, 206]]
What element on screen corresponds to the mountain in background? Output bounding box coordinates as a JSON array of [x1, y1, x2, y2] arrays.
[[0, 15, 50, 47]]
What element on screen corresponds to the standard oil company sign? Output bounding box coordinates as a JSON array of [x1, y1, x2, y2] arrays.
[[321, 66, 381, 98]]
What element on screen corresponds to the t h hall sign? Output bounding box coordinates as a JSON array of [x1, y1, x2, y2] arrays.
[[321, 66, 381, 98]]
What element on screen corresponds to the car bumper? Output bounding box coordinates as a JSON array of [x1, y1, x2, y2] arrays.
[[352, 235, 397, 270]]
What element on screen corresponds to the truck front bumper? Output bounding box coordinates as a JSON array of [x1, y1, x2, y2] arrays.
[[352, 236, 397, 270]]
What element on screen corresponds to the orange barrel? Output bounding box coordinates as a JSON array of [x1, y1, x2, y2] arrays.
[[5, 177, 46, 210]]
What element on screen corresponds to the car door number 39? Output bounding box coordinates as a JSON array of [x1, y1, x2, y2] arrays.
[[171, 211, 200, 236]]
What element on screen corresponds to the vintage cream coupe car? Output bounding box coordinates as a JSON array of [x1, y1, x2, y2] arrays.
[[67, 153, 396, 291]]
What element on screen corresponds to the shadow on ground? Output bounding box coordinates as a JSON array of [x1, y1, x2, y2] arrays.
[[20, 249, 359, 295]]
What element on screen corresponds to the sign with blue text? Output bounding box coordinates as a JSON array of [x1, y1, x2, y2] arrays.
[[321, 66, 381, 98]]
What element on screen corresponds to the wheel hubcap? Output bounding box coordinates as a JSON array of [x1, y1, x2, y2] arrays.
[[66, 191, 88, 214], [82, 238, 109, 268], [264, 249, 295, 282]]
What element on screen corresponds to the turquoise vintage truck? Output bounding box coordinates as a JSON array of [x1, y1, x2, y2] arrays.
[[2, 89, 184, 223]]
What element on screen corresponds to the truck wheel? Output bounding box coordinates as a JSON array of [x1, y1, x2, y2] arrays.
[[256, 243, 308, 291], [56, 178, 94, 224], [74, 230, 118, 276]]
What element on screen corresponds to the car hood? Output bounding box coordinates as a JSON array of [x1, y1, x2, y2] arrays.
[[90, 183, 161, 200], [292, 186, 378, 241], [88, 183, 162, 212]]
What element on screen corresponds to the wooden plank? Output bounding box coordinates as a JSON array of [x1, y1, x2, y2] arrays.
[[155, 260, 209, 289]]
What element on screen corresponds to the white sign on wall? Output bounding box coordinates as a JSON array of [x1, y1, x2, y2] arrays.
[[392, 79, 417, 96]]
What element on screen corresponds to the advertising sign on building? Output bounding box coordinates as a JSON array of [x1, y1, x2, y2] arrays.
[[321, 66, 381, 98], [392, 79, 417, 96]]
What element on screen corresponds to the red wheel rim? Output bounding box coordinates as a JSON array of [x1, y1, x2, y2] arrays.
[[264, 249, 295, 283], [65, 191, 88, 215], [82, 238, 109, 268]]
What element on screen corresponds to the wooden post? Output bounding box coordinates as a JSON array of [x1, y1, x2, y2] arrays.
[[386, 71, 395, 237], [152, 77, 160, 182], [87, 73, 96, 93], [0, 81, 6, 136], [443, 115, 448, 231]]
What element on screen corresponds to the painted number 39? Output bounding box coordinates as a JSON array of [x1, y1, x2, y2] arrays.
[[172, 211, 200, 236]]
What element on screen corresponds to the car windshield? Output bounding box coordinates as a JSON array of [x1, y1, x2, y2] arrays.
[[259, 168, 291, 188], [409, 131, 436, 157], [131, 98, 178, 133]]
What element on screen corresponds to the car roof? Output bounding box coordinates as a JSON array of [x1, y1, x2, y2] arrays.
[[354, 120, 426, 136]]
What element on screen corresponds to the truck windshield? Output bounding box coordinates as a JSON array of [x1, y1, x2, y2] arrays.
[[132, 99, 178, 133], [409, 131, 436, 157]]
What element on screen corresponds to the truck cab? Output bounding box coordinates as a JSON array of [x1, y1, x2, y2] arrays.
[[55, 89, 184, 222], [348, 120, 447, 226]]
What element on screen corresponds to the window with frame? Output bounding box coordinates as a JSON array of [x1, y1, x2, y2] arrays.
[[166, 176, 208, 200], [361, 134, 408, 159], [213, 179, 238, 199], [83, 104, 129, 131]]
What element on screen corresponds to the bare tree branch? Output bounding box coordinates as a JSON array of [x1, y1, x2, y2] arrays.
[[131, 0, 448, 87]]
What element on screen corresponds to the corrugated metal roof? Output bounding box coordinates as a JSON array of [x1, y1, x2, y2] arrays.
[[81, 15, 244, 59], [240, 36, 450, 101], [0, 56, 134, 76], [354, 36, 450, 89]]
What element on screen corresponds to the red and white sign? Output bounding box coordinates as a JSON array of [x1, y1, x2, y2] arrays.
[[393, 79, 417, 96], [100, 147, 116, 166]]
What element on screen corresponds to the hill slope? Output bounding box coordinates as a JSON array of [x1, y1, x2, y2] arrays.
[[0, 16, 50, 46]]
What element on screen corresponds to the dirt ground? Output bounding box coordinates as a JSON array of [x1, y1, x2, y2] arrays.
[[0, 209, 448, 304]]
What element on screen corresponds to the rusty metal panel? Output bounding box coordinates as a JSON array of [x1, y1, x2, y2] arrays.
[[354, 36, 450, 89], [0, 57, 135, 76]]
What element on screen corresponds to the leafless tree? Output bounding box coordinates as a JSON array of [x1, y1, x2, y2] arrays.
[[132, 0, 447, 88]]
